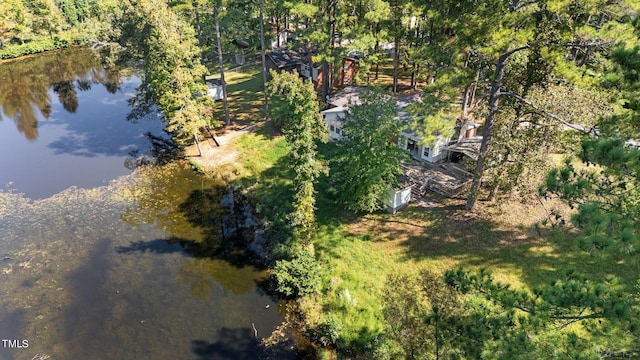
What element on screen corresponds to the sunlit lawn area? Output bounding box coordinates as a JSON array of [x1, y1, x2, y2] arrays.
[[229, 125, 623, 349], [206, 64, 291, 132], [205, 65, 266, 129], [221, 64, 635, 351]]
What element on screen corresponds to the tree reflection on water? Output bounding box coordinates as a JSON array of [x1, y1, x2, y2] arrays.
[[117, 162, 263, 297], [0, 47, 125, 141]]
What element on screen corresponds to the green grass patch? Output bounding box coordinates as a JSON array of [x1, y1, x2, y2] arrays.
[[207, 65, 291, 129], [231, 128, 294, 226], [226, 125, 583, 352], [312, 229, 396, 349], [219, 66, 636, 355]]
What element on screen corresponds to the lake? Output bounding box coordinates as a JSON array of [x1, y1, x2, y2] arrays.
[[0, 48, 294, 360]]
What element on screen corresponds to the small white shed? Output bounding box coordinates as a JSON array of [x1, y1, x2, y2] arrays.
[[384, 186, 412, 214], [205, 79, 224, 101]]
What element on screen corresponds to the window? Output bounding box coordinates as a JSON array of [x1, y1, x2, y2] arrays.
[[300, 63, 311, 78], [423, 146, 431, 158], [407, 139, 417, 152], [312, 67, 320, 81]]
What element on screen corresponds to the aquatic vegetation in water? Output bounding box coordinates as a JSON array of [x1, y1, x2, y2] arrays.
[[0, 163, 288, 359]]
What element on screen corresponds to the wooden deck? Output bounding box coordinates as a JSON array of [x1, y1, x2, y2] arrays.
[[401, 161, 473, 199]]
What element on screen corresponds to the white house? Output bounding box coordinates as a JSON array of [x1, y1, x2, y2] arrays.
[[398, 130, 449, 163], [323, 106, 345, 140], [395, 95, 450, 162], [320, 86, 365, 140], [321, 86, 452, 163]]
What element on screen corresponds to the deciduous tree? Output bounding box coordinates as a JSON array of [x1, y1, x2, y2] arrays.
[[331, 87, 407, 213], [121, 0, 216, 145]]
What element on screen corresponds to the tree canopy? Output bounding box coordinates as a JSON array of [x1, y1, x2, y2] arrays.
[[3, 1, 640, 357], [331, 87, 408, 213]]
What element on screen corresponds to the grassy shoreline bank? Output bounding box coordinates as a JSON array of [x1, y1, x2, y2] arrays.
[[185, 65, 638, 358], [187, 121, 599, 356]]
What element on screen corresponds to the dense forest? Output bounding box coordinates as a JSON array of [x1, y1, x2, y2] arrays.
[[3, 0, 640, 358]]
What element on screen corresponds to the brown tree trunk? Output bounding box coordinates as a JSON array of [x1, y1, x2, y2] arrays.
[[465, 46, 528, 211], [393, 35, 400, 94], [374, 38, 379, 80], [468, 69, 480, 112], [194, 7, 206, 81], [321, 61, 329, 101], [259, 0, 270, 120], [461, 87, 469, 120], [488, 184, 499, 202], [214, 6, 231, 127], [410, 62, 416, 89]]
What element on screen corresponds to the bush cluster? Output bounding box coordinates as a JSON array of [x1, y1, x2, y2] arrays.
[[274, 248, 323, 297], [0, 37, 79, 60]]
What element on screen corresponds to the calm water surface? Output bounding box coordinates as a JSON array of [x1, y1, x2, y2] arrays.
[[0, 48, 293, 360]]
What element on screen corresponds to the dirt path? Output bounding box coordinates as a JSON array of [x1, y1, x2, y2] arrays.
[[184, 124, 260, 170]]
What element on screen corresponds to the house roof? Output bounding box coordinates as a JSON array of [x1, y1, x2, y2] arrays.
[[267, 46, 320, 69], [324, 86, 426, 129], [267, 49, 305, 68], [205, 78, 223, 87], [396, 93, 422, 126], [321, 106, 346, 114], [326, 85, 367, 107], [444, 136, 482, 160]]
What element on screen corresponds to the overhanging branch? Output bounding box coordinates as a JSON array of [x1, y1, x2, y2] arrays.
[[501, 92, 597, 136]]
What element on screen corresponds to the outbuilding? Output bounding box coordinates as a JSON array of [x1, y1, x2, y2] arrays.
[[205, 78, 224, 101]]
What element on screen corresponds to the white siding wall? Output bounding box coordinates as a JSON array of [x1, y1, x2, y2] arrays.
[[399, 132, 448, 163], [323, 110, 345, 141], [384, 186, 412, 214]]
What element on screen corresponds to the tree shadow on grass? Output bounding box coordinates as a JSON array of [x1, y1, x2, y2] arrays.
[[310, 140, 572, 290], [230, 129, 295, 240], [343, 198, 596, 290], [222, 68, 265, 127]]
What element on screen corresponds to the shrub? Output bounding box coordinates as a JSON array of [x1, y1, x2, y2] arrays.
[[308, 313, 343, 347], [0, 36, 78, 59], [274, 247, 322, 297]]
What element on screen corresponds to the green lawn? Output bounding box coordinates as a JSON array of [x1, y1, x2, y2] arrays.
[[217, 65, 636, 355], [227, 124, 623, 352]]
